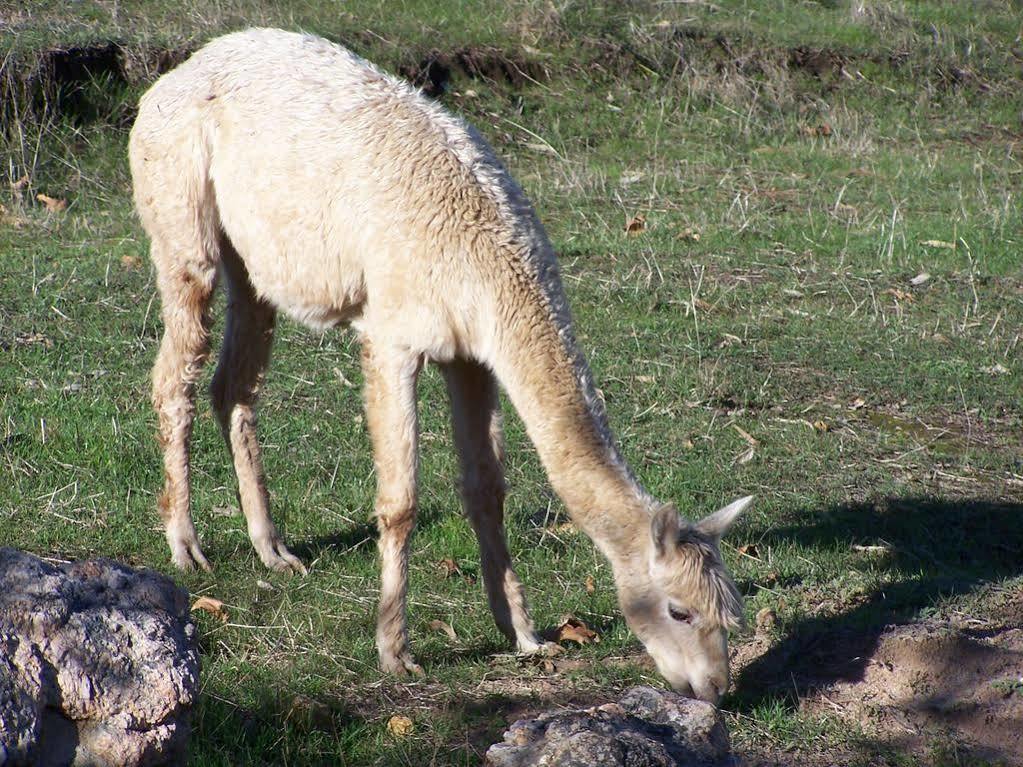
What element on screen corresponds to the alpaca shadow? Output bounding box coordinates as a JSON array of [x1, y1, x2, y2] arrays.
[[290, 503, 456, 564], [289, 520, 377, 564], [416, 638, 512, 668], [192, 675, 599, 764], [191, 685, 369, 762], [729, 495, 1023, 710]]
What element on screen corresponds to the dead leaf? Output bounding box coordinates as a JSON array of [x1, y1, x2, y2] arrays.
[[732, 424, 758, 446], [756, 607, 777, 633], [437, 558, 461, 578], [735, 446, 756, 465], [909, 272, 931, 286], [585, 575, 596, 595], [676, 226, 700, 242], [553, 520, 578, 535], [428, 619, 457, 641], [920, 240, 954, 250], [812, 420, 831, 433], [635, 374, 655, 384], [737, 543, 760, 559], [10, 175, 30, 192], [982, 363, 1010, 376], [386, 714, 414, 738], [852, 543, 892, 555], [191, 596, 229, 622], [0, 202, 26, 228], [121, 254, 142, 270], [884, 288, 914, 302], [624, 213, 646, 235], [550, 615, 599, 645], [802, 123, 832, 137], [525, 141, 558, 156], [849, 397, 867, 410], [833, 202, 858, 219], [14, 332, 52, 348], [36, 193, 67, 212]]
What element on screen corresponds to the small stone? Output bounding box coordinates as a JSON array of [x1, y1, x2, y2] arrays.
[[756, 607, 778, 633]]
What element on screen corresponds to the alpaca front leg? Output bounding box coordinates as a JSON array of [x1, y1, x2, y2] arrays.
[[441, 359, 546, 654], [362, 341, 424, 676]]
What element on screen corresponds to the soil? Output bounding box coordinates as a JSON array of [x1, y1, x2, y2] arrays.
[[827, 621, 1023, 762], [732, 589, 1023, 765], [6, 21, 1008, 130], [398, 46, 549, 97]]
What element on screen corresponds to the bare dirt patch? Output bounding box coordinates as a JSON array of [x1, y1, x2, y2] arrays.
[[825, 621, 1023, 763], [399, 46, 549, 97], [732, 587, 1023, 765], [0, 42, 190, 128]]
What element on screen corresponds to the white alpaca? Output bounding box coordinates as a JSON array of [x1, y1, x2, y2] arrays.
[[129, 28, 751, 703]]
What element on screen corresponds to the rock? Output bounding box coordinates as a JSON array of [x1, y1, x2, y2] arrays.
[[0, 548, 199, 766], [485, 686, 732, 766]]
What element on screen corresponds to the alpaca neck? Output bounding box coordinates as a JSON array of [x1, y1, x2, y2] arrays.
[[486, 283, 654, 564]]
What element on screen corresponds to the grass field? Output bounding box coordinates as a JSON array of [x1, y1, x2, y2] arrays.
[[2, 1, 1022, 764]]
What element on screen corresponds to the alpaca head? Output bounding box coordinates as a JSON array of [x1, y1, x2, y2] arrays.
[[621, 496, 751, 705]]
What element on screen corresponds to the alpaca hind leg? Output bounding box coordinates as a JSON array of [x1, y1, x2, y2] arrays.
[[441, 358, 545, 653], [362, 340, 424, 676], [210, 245, 305, 574], [151, 248, 218, 571]]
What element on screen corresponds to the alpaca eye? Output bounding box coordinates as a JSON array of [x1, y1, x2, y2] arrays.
[[668, 605, 693, 624]]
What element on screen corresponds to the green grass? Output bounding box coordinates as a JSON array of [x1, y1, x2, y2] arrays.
[[2, 1, 1022, 764]]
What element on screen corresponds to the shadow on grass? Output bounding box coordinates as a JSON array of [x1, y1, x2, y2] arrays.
[[289, 502, 460, 565], [290, 520, 378, 564], [191, 686, 374, 765], [190, 674, 602, 766], [730, 495, 1023, 711]]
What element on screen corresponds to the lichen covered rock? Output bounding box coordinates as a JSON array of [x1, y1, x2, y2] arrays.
[[0, 548, 198, 766], [486, 686, 732, 767]]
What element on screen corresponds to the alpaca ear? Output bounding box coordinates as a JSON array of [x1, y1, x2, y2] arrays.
[[650, 504, 682, 556], [696, 495, 753, 541]]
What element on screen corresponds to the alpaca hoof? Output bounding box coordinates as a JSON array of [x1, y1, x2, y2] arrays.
[[254, 536, 307, 575], [380, 652, 424, 678], [170, 540, 212, 572]]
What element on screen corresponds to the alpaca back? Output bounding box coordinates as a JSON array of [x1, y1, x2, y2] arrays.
[[131, 28, 572, 361]]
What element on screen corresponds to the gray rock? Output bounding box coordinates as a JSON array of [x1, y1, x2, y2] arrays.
[[0, 548, 199, 766], [486, 686, 732, 767]]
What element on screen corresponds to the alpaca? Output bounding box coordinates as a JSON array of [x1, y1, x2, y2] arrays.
[[129, 28, 751, 703]]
